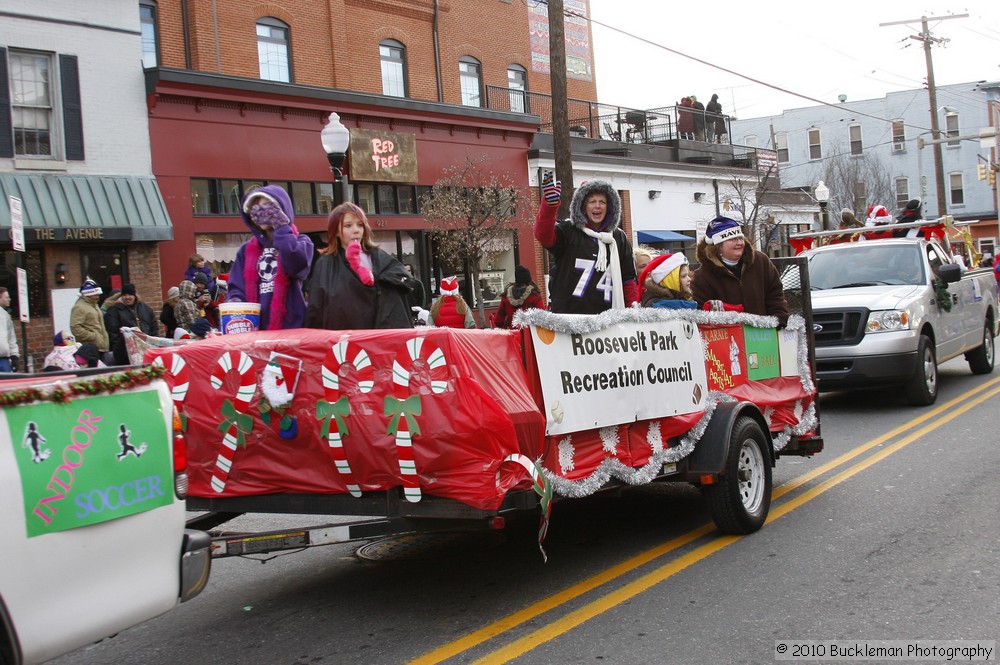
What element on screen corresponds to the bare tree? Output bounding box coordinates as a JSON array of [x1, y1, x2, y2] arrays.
[[712, 164, 780, 251], [419, 155, 532, 326], [821, 142, 894, 217]]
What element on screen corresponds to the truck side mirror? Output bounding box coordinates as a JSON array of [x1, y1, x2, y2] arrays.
[[939, 263, 962, 283]]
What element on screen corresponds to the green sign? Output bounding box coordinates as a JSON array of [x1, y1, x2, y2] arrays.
[[7, 390, 172, 538], [743, 325, 780, 381]]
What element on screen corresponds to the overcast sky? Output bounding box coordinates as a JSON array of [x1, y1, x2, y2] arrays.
[[588, 0, 1000, 121]]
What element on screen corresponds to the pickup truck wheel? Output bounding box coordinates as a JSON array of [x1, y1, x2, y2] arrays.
[[704, 416, 772, 535], [965, 322, 995, 375], [904, 335, 938, 406]]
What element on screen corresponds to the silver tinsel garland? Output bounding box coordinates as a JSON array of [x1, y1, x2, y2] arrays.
[[521, 309, 818, 497]]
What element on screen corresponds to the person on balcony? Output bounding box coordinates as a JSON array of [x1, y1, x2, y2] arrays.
[[690, 95, 706, 141], [706, 93, 727, 143], [677, 97, 695, 140]]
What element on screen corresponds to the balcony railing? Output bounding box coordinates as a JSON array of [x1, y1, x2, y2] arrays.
[[485, 85, 732, 145]]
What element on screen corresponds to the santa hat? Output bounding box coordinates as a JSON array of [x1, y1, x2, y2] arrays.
[[704, 216, 744, 245], [640, 252, 688, 290], [866, 205, 893, 226], [440, 276, 460, 296], [80, 278, 102, 297]]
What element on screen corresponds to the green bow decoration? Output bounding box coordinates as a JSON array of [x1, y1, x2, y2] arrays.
[[315, 397, 351, 438], [217, 398, 254, 447], [384, 395, 422, 437]]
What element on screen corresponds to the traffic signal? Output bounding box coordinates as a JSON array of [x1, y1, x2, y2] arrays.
[[990, 167, 997, 186], [978, 163, 988, 180]]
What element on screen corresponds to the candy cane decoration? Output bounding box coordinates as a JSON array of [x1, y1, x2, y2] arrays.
[[388, 336, 449, 503], [152, 353, 190, 408], [319, 340, 374, 497], [500, 453, 553, 561], [209, 351, 255, 493]]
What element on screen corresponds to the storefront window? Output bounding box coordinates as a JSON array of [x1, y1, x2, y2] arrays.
[[194, 233, 252, 277], [317, 182, 334, 215], [290, 182, 314, 215], [356, 184, 376, 214], [398, 186, 416, 214], [0, 250, 47, 316], [377, 185, 397, 214], [219, 179, 243, 214], [191, 179, 212, 214]]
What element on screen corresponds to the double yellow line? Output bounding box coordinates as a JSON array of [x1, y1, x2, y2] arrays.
[[412, 374, 1000, 665]]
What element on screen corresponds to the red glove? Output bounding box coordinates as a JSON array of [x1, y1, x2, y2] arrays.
[[702, 300, 744, 313]]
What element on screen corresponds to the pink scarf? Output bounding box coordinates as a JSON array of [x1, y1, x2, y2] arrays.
[[242, 230, 293, 330]]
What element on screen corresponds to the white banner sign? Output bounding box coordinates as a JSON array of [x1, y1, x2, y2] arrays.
[[16, 267, 29, 323], [530, 319, 707, 435], [9, 196, 24, 252]]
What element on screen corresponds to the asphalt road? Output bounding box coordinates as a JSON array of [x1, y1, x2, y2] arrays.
[[50, 356, 1000, 665]]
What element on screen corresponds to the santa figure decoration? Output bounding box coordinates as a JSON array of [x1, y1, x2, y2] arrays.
[[259, 351, 303, 438]]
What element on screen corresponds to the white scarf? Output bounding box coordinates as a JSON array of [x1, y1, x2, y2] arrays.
[[582, 227, 625, 309]]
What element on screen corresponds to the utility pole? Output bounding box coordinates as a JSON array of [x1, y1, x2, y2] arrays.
[[547, 0, 574, 219], [880, 14, 967, 218]]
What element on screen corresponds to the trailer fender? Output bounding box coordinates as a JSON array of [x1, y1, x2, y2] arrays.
[[686, 401, 772, 475]]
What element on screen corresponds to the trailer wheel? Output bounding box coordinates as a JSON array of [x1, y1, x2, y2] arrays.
[[966, 320, 995, 375], [904, 335, 938, 406], [704, 416, 772, 535]]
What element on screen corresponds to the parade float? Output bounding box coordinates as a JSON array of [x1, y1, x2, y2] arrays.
[[144, 283, 823, 559]]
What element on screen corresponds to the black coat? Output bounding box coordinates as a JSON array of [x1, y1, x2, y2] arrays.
[[304, 246, 414, 330], [160, 302, 177, 337], [105, 299, 159, 365]]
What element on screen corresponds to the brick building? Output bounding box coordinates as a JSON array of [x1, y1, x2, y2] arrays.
[[1, 1, 171, 369], [146, 0, 601, 313]]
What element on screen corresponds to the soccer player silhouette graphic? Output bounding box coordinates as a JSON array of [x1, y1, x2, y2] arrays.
[[116, 423, 148, 460]]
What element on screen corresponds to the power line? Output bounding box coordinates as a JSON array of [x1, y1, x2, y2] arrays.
[[575, 8, 954, 136]]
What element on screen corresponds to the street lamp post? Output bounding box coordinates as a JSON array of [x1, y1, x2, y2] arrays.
[[320, 112, 352, 207], [815, 180, 830, 231]]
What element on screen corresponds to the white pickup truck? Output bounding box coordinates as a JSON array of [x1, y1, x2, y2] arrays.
[[791, 236, 998, 405], [0, 367, 211, 665]]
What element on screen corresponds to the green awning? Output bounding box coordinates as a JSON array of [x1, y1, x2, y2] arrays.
[[0, 173, 173, 242]]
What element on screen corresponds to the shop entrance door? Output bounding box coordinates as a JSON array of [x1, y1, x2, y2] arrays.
[[81, 248, 128, 304]]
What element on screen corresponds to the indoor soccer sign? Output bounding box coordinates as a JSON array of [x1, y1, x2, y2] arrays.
[[7, 390, 172, 537], [530, 319, 707, 435]]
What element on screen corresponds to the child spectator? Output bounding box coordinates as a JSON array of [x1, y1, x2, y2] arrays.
[[185, 253, 214, 286], [639, 252, 697, 310]]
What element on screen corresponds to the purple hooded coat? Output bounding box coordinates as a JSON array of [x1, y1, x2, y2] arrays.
[[227, 185, 313, 330]]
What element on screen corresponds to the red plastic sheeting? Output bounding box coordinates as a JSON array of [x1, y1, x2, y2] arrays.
[[145, 328, 545, 510]]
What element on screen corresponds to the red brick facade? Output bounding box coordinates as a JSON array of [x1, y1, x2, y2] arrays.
[[156, 0, 598, 107]]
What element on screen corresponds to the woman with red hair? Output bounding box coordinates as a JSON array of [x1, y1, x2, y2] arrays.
[[305, 202, 414, 330]]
